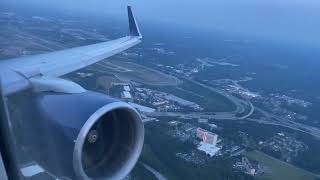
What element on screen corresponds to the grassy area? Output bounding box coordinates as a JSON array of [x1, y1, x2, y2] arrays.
[[130, 162, 158, 180], [109, 60, 181, 86], [244, 151, 318, 180], [154, 81, 237, 112], [180, 81, 236, 112], [140, 144, 179, 180]]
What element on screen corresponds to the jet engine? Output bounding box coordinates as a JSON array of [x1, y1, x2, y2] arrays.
[[10, 90, 144, 179]]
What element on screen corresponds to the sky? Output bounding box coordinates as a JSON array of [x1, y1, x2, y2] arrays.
[[2, 0, 320, 46]]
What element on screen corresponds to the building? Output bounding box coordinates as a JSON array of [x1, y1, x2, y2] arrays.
[[208, 123, 218, 128], [196, 128, 221, 157], [152, 101, 168, 106], [112, 82, 131, 86], [197, 142, 221, 157], [196, 128, 218, 145], [198, 118, 208, 123], [182, 123, 196, 132], [124, 85, 131, 91], [77, 72, 93, 78], [242, 157, 256, 175], [168, 121, 180, 126], [121, 91, 133, 101]]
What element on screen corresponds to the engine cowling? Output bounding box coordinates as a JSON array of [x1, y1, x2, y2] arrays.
[[12, 91, 144, 179]]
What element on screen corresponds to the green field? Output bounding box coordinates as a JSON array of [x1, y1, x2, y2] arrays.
[[109, 60, 181, 86], [244, 151, 318, 180]]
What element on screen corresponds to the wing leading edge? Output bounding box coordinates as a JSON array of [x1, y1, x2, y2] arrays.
[[0, 5, 142, 95]]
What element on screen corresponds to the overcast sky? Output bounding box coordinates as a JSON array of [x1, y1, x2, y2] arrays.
[[2, 0, 320, 45]]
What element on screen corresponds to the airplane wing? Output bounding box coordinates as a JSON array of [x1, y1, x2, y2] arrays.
[[0, 6, 142, 95], [0, 6, 145, 179]]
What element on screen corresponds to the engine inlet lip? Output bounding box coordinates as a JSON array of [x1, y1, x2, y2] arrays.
[[73, 101, 144, 180]]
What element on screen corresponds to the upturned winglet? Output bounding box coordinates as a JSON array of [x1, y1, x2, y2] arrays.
[[127, 5, 142, 39]]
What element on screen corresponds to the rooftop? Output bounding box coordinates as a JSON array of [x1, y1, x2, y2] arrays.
[[197, 142, 221, 157]]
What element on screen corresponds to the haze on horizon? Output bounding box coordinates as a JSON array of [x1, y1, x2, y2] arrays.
[[1, 0, 320, 46]]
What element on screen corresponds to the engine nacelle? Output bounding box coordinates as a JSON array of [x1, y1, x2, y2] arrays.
[[13, 91, 144, 179]]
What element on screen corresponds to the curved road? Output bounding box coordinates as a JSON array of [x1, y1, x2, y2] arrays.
[[145, 68, 320, 139], [146, 74, 255, 120]]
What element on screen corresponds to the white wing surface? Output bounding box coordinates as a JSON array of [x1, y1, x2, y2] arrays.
[[0, 6, 141, 95]]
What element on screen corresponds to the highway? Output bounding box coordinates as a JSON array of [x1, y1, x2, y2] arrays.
[[145, 67, 320, 139], [146, 69, 255, 120], [141, 163, 167, 180]]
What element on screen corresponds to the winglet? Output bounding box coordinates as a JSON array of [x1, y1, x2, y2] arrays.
[[127, 5, 142, 39]]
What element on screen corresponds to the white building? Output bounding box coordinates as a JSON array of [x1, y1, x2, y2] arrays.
[[208, 123, 218, 128], [197, 142, 221, 157], [124, 85, 131, 91], [121, 91, 132, 101], [198, 118, 208, 123], [152, 101, 168, 106]]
